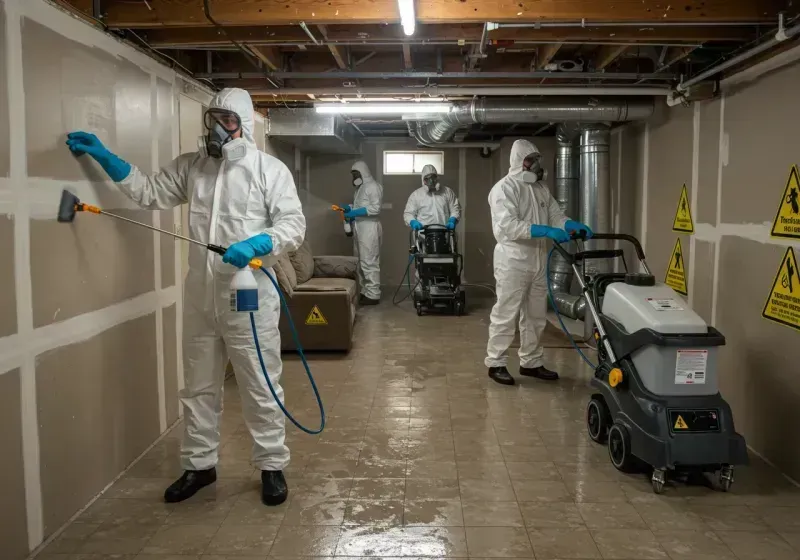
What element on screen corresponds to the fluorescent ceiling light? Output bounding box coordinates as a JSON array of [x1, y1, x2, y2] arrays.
[[398, 0, 416, 36], [315, 103, 451, 115]]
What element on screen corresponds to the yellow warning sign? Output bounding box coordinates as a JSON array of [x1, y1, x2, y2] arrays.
[[665, 238, 688, 296], [674, 415, 689, 430], [770, 165, 800, 239], [672, 184, 694, 233], [305, 305, 328, 326], [762, 247, 800, 332]]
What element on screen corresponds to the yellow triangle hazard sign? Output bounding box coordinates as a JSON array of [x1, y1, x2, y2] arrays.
[[770, 165, 800, 239], [762, 247, 800, 332], [672, 184, 695, 233], [674, 415, 689, 430], [665, 238, 688, 296], [305, 305, 328, 326]]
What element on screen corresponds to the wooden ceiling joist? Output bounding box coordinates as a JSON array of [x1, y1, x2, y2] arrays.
[[317, 25, 348, 69], [96, 0, 783, 29], [594, 45, 630, 70], [402, 44, 413, 70], [249, 46, 282, 71], [536, 43, 563, 69]]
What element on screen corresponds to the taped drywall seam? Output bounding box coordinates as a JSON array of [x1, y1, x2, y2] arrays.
[[27, 177, 142, 219], [170, 83, 185, 396], [640, 123, 650, 273], [458, 148, 467, 283], [6, 0, 44, 550], [710, 95, 726, 324], [151, 74, 167, 434], [688, 102, 700, 307], [614, 128, 623, 273]]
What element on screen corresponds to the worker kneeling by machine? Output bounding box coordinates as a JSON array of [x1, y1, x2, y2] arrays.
[[411, 224, 465, 316], [552, 232, 747, 493]]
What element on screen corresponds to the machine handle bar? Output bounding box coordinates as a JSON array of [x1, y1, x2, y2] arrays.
[[589, 233, 647, 261]]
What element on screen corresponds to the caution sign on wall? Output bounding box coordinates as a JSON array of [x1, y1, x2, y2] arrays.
[[672, 184, 695, 234], [305, 305, 328, 326], [665, 238, 688, 296], [770, 165, 800, 239], [762, 247, 800, 332]]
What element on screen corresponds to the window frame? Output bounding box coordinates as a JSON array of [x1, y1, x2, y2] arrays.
[[383, 150, 445, 176]]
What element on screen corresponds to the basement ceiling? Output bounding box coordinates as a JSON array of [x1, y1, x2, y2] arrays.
[[56, 0, 799, 139]]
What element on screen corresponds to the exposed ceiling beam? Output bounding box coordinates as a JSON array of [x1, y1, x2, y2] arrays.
[[249, 46, 282, 71], [663, 46, 698, 67], [96, 0, 784, 28], [536, 43, 563, 69], [594, 45, 630, 70], [317, 24, 348, 69], [402, 43, 413, 70]]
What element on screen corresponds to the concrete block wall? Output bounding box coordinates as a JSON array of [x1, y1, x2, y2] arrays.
[[615, 58, 800, 482], [0, 0, 212, 556]]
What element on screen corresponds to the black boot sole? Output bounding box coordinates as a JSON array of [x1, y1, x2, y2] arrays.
[[519, 369, 559, 381], [488, 372, 516, 386], [262, 489, 289, 506], [163, 475, 217, 503]]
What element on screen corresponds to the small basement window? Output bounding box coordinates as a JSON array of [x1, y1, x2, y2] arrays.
[[383, 151, 444, 175]]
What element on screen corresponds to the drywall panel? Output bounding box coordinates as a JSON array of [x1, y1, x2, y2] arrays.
[[0, 1, 9, 177], [160, 210, 175, 288], [306, 153, 359, 257], [30, 210, 155, 328], [619, 124, 645, 267], [717, 236, 800, 480], [255, 117, 266, 151], [157, 78, 173, 170], [692, 240, 715, 324], [0, 214, 17, 338], [163, 303, 179, 425], [464, 148, 496, 285], [697, 99, 721, 225], [36, 313, 160, 535], [0, 368, 29, 560], [723, 62, 800, 224], [22, 18, 151, 180], [646, 104, 694, 282], [178, 93, 202, 156]]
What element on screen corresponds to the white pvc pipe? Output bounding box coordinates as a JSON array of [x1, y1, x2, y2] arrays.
[[253, 86, 672, 97]]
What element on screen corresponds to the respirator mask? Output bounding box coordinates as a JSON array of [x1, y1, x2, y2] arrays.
[[423, 173, 440, 193], [198, 109, 245, 160], [351, 170, 363, 188], [522, 152, 547, 183]]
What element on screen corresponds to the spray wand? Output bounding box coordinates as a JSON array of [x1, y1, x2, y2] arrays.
[[331, 205, 353, 237]]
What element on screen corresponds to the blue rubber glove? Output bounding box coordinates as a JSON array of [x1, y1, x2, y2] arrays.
[[564, 219, 594, 239], [344, 207, 368, 220], [410, 219, 423, 231], [341, 204, 352, 213], [447, 217, 458, 230], [222, 233, 273, 268], [66, 131, 132, 182], [531, 224, 570, 243]]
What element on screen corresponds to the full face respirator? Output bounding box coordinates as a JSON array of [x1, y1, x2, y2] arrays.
[[423, 173, 440, 193], [198, 108, 246, 160], [522, 152, 547, 183], [351, 169, 363, 188]]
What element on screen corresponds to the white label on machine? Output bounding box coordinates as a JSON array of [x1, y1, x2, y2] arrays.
[[675, 349, 708, 384], [646, 297, 684, 311]]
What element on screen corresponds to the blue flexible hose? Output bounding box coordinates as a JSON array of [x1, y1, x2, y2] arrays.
[[546, 247, 598, 370], [249, 266, 325, 435]]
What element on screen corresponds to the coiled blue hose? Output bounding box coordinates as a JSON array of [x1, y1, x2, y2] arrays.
[[249, 266, 325, 435], [546, 247, 598, 370]]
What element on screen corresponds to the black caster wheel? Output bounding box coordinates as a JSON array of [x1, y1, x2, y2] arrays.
[[586, 396, 610, 444], [718, 465, 734, 492], [651, 468, 667, 494], [608, 423, 637, 473], [454, 299, 464, 316], [416, 303, 424, 316]]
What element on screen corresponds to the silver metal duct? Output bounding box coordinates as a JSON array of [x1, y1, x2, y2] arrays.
[[549, 123, 581, 298], [551, 291, 586, 321], [414, 97, 654, 144]]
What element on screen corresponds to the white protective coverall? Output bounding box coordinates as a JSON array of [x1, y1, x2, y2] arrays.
[[485, 139, 568, 369], [351, 161, 383, 300], [403, 164, 462, 228], [117, 88, 306, 471]]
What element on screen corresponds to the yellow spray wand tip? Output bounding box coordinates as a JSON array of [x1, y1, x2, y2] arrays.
[[248, 258, 263, 269]]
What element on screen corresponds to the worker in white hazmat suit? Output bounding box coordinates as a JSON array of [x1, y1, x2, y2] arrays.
[[403, 164, 461, 231], [66, 88, 305, 506], [485, 139, 592, 386], [340, 161, 383, 304]]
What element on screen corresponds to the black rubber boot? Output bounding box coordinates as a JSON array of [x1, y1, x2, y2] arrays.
[[520, 365, 559, 381], [359, 295, 380, 305], [261, 470, 289, 506], [488, 366, 515, 386], [163, 468, 217, 503]]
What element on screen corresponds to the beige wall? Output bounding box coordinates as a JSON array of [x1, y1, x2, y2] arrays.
[[0, 0, 213, 555], [614, 59, 800, 481]]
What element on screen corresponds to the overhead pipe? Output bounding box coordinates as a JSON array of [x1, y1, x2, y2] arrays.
[[250, 86, 672, 97], [413, 97, 654, 144], [491, 20, 770, 29], [407, 121, 499, 150], [201, 70, 675, 81]]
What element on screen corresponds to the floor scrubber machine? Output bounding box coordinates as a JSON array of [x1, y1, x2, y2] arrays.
[[551, 232, 748, 493], [411, 224, 465, 316]]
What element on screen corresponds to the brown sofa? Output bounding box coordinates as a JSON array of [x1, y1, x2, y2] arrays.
[[271, 240, 358, 352]]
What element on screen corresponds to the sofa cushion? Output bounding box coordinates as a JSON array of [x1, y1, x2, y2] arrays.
[[313, 255, 358, 280], [272, 254, 297, 297], [290, 240, 315, 284]]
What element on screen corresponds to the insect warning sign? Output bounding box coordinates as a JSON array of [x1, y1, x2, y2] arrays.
[[672, 184, 694, 234], [762, 247, 800, 332], [770, 165, 800, 239], [665, 238, 688, 296]]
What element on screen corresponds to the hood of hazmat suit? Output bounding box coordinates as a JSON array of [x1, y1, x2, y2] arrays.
[[350, 160, 384, 300], [403, 164, 461, 228], [116, 87, 306, 472], [488, 139, 568, 274]]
